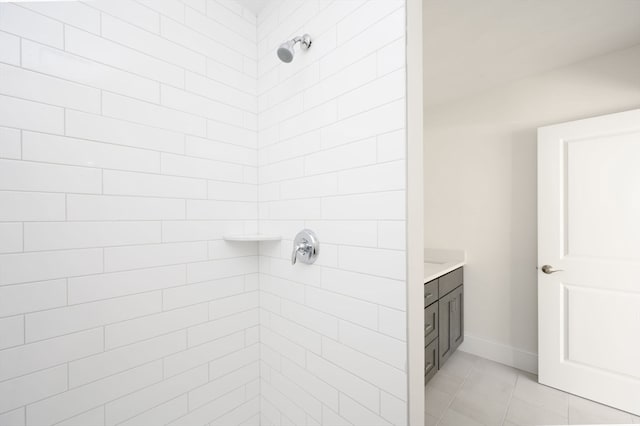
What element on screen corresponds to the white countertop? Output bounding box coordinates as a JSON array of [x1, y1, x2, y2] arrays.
[[424, 261, 466, 283], [423, 248, 466, 283]]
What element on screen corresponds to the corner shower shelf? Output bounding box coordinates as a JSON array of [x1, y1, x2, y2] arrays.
[[223, 234, 282, 242]]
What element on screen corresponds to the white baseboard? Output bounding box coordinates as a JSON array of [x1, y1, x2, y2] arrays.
[[458, 334, 538, 375]]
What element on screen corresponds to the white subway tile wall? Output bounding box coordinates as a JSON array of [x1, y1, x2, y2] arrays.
[[0, 0, 408, 424], [0, 1, 261, 425], [257, 1, 407, 425]]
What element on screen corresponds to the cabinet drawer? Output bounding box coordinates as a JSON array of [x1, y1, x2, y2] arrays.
[[424, 338, 438, 385], [424, 302, 438, 345], [424, 279, 438, 307], [439, 267, 463, 298]]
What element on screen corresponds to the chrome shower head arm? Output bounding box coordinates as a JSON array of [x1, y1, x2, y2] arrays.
[[296, 34, 312, 50]]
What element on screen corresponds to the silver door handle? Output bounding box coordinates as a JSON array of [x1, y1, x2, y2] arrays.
[[541, 264, 563, 274]]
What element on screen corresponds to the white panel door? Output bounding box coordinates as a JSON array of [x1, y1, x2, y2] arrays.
[[538, 109, 640, 415]]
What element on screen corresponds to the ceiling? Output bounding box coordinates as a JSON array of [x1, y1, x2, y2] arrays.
[[423, 0, 640, 107], [236, 0, 268, 15]]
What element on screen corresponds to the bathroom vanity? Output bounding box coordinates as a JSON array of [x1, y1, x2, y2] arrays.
[[424, 252, 465, 385]]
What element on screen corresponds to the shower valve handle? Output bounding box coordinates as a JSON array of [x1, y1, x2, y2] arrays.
[[291, 229, 319, 265], [291, 243, 309, 265]]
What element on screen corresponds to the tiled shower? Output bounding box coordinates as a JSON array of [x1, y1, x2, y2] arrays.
[[0, 1, 408, 425]]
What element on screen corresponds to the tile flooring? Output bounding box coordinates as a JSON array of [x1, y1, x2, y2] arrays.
[[425, 351, 640, 426]]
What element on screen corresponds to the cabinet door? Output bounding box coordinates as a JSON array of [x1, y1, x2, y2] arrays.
[[438, 290, 453, 366], [450, 285, 464, 352]]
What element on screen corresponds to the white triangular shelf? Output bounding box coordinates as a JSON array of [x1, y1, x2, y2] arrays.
[[223, 234, 282, 242]]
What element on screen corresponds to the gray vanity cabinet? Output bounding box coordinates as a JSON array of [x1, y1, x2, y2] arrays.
[[424, 267, 464, 385]]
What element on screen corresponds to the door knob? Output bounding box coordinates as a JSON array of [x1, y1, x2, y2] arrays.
[[541, 265, 563, 274]]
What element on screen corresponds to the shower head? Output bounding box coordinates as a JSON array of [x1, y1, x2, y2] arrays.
[[277, 34, 312, 63], [277, 40, 296, 63]]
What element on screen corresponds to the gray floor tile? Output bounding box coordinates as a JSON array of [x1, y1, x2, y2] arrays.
[[449, 387, 509, 425], [425, 413, 439, 426], [472, 358, 519, 387], [505, 397, 568, 426], [461, 368, 516, 407], [568, 395, 634, 425], [425, 386, 454, 419], [425, 352, 638, 426], [438, 407, 485, 426], [428, 371, 464, 396], [512, 373, 569, 417], [438, 351, 479, 380]]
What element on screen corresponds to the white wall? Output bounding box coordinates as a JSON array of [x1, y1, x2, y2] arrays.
[[406, 0, 424, 424], [256, 1, 408, 425], [424, 44, 640, 372], [0, 1, 262, 425]]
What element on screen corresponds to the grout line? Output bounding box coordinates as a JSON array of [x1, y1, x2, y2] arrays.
[[2, 57, 404, 159], [0, 238, 256, 256], [87, 4, 256, 73], [500, 370, 518, 426], [19, 129, 23, 160], [259, 55, 402, 121], [1, 52, 257, 116], [436, 360, 473, 425], [257, 25, 403, 92], [0, 126, 257, 169], [0, 322, 256, 387], [156, 7, 162, 35]]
